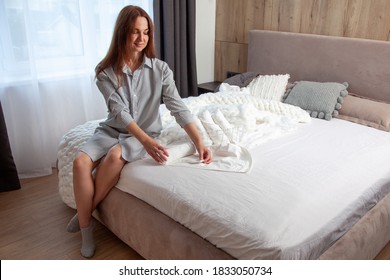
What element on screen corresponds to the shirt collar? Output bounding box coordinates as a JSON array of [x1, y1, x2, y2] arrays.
[[144, 56, 152, 68], [122, 55, 152, 74]]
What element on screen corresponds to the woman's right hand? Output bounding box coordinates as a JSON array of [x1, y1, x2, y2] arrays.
[[142, 137, 169, 164], [126, 121, 169, 164]]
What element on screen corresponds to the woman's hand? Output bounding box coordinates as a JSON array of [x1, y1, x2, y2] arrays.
[[195, 143, 212, 164], [126, 121, 169, 164], [184, 122, 212, 164], [142, 137, 169, 164]]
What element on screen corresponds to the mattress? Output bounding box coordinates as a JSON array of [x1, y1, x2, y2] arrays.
[[58, 90, 390, 260], [115, 117, 390, 259]]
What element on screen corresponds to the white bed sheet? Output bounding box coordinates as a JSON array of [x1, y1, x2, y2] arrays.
[[116, 118, 390, 259]]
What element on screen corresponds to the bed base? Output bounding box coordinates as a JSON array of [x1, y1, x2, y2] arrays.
[[96, 186, 390, 260], [97, 187, 233, 259]]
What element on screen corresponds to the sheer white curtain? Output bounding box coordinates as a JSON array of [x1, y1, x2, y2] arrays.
[[0, 0, 153, 178]]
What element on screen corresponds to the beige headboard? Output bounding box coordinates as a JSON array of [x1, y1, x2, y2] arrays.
[[247, 30, 390, 103]]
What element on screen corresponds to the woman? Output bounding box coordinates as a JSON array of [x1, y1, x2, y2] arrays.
[[66, 5, 211, 258]]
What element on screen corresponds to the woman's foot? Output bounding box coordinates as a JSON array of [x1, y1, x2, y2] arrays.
[[80, 220, 96, 258], [66, 213, 80, 233]]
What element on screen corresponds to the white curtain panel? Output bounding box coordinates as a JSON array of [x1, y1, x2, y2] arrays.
[[0, 0, 153, 178]]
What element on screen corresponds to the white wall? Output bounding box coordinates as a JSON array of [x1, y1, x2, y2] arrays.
[[196, 0, 216, 84]]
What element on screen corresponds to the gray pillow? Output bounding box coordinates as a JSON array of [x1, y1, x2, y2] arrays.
[[217, 72, 258, 91], [283, 81, 348, 120]]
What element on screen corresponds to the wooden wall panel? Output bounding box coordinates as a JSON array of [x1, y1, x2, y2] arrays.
[[215, 0, 390, 81], [215, 0, 265, 43], [215, 41, 248, 78]]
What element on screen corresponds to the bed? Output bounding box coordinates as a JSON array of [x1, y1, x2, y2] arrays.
[[57, 30, 390, 260]]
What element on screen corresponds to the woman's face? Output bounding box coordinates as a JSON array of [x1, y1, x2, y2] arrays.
[[129, 16, 149, 54]]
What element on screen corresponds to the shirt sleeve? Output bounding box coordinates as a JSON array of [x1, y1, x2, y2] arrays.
[[96, 69, 134, 128], [161, 63, 194, 127]]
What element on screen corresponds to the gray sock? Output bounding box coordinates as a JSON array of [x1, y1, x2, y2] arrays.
[[66, 213, 80, 233], [80, 221, 96, 258]]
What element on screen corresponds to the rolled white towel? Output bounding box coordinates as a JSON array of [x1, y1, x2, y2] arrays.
[[198, 110, 229, 146], [164, 142, 196, 165], [211, 110, 235, 143], [193, 116, 213, 147]]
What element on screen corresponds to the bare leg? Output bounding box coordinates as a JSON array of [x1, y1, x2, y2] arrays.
[[72, 152, 100, 228], [92, 144, 127, 210]]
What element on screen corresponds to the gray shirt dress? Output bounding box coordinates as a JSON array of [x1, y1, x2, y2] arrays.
[[81, 56, 194, 162]]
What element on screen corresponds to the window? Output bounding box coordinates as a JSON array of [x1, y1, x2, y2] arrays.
[[0, 0, 153, 83], [0, 0, 154, 178]]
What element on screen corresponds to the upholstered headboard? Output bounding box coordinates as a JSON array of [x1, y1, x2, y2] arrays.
[[247, 30, 390, 103]]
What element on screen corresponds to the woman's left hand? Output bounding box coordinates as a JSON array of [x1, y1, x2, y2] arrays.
[[196, 144, 212, 164], [183, 122, 212, 164]]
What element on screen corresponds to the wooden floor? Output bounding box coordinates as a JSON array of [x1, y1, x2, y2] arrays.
[[0, 169, 389, 260], [0, 169, 143, 260]]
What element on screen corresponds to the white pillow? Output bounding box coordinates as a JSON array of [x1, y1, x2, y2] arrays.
[[247, 74, 290, 101]]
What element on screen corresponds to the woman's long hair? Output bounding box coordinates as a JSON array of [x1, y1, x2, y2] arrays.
[[95, 5, 156, 84]]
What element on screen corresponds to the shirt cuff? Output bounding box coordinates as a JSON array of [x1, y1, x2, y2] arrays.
[[119, 111, 134, 128], [175, 112, 195, 128]]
